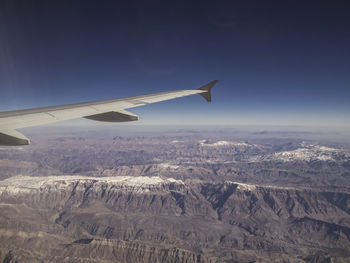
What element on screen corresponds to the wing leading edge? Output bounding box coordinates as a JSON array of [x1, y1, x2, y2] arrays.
[[0, 80, 218, 146]]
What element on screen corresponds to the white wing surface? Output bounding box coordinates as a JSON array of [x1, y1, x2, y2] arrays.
[[0, 80, 218, 145]]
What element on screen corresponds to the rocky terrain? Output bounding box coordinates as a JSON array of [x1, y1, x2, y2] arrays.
[[0, 175, 349, 262], [0, 126, 349, 262]]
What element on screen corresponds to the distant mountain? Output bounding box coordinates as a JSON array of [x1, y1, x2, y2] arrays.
[[253, 143, 350, 162]]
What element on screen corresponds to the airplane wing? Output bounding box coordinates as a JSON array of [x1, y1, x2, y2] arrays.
[[0, 80, 218, 146]]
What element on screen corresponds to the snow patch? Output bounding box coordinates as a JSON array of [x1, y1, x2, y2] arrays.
[[200, 140, 249, 147], [274, 145, 347, 162], [227, 181, 295, 191], [235, 182, 256, 191], [158, 163, 180, 170], [0, 175, 184, 195], [254, 143, 350, 162]]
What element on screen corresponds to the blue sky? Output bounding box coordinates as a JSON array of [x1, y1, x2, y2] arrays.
[[0, 1, 349, 127]]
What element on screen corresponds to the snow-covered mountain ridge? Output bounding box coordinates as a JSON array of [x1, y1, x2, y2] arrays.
[[236, 142, 350, 162]]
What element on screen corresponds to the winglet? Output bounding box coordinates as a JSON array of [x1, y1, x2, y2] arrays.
[[197, 80, 218, 102]]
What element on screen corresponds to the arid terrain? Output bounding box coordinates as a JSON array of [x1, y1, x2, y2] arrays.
[[0, 126, 349, 262]]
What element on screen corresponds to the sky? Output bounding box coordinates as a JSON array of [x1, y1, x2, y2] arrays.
[[0, 0, 350, 127]]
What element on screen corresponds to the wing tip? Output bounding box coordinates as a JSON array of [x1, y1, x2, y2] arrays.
[[197, 80, 218, 102]]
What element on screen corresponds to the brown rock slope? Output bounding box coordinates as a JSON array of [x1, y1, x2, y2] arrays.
[[0, 176, 349, 262]]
